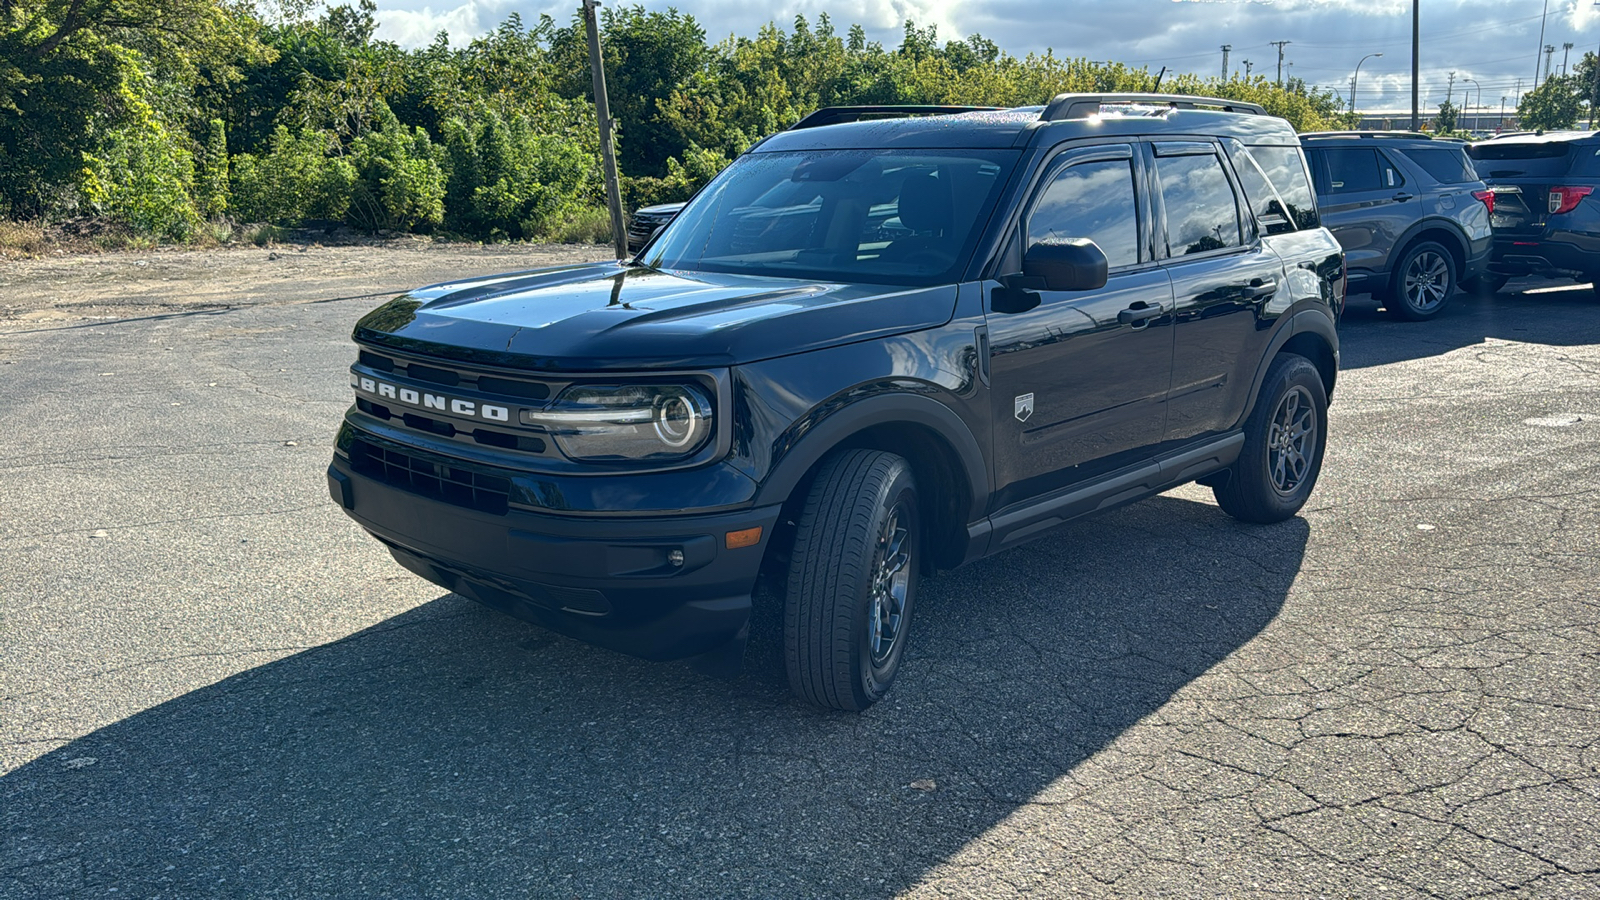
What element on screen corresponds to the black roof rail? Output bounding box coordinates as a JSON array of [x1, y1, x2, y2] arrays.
[[789, 105, 1005, 130], [1301, 130, 1433, 140], [1041, 93, 1267, 121]]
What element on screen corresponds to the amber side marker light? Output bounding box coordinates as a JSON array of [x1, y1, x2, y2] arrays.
[[725, 527, 762, 549]]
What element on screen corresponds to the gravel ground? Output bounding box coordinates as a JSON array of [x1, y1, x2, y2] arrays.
[[1, 249, 1597, 899]]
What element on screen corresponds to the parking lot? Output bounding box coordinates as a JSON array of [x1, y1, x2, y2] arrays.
[[2, 248, 1598, 898]]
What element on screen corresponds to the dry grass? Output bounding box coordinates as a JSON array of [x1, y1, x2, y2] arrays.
[[0, 220, 47, 258]]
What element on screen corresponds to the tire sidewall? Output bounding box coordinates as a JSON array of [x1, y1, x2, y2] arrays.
[[1250, 358, 1328, 518], [854, 467, 919, 705]]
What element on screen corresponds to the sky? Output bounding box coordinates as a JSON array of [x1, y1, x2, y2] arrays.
[[368, 0, 1600, 125]]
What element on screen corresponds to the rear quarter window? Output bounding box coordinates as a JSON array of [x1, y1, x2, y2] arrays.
[[1399, 147, 1479, 184], [1230, 143, 1319, 232]]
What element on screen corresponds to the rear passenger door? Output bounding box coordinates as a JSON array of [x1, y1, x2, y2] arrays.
[[1305, 146, 1420, 289], [1150, 140, 1287, 442]]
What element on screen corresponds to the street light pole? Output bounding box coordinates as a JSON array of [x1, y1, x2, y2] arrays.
[[1464, 77, 1481, 132], [1411, 0, 1420, 130], [1352, 52, 1383, 128]]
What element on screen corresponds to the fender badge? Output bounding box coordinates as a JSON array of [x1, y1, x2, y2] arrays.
[[1014, 393, 1034, 422]]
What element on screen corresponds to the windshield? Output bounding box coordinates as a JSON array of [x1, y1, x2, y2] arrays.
[[640, 149, 1019, 285]]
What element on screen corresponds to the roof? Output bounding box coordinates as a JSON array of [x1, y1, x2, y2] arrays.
[[755, 95, 1300, 153], [1475, 130, 1600, 146]]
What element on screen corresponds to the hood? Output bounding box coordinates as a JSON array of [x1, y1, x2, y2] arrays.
[[352, 261, 959, 372]]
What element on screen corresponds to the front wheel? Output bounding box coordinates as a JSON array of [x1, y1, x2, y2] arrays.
[[1213, 354, 1328, 524], [784, 449, 920, 711], [1388, 241, 1455, 320]]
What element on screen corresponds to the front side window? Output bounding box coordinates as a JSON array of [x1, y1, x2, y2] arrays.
[[1154, 149, 1242, 256], [1026, 158, 1141, 269], [642, 149, 1018, 286]]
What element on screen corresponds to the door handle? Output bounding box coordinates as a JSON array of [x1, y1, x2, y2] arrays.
[[1242, 279, 1278, 298], [1117, 303, 1163, 324], [1393, 192, 1415, 201]]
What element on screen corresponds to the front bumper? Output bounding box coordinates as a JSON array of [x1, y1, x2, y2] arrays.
[[328, 453, 782, 661]]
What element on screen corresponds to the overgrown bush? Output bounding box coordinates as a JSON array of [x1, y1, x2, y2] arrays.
[[346, 112, 447, 232], [196, 119, 230, 218], [442, 105, 599, 239], [230, 126, 356, 224]]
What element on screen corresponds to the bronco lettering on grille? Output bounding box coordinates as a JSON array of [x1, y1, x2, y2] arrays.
[[353, 375, 511, 422]]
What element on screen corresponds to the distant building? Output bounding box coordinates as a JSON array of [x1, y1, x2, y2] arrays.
[[1351, 110, 1516, 134]]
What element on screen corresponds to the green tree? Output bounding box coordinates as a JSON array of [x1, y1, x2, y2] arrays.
[[552, 5, 708, 176], [196, 118, 230, 217], [1518, 75, 1581, 131], [1435, 99, 1459, 134]]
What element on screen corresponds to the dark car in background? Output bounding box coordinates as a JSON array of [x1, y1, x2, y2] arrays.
[[1301, 132, 1492, 319], [626, 201, 685, 252], [1467, 131, 1600, 295]]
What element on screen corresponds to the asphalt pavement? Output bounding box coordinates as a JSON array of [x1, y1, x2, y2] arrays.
[[2, 277, 1598, 898]]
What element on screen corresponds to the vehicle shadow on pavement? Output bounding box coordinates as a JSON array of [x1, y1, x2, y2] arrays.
[[1338, 284, 1600, 370], [0, 495, 1306, 898]]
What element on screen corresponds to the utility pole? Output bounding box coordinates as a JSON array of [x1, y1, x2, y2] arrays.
[[1563, 42, 1575, 76], [1271, 40, 1291, 87], [1221, 44, 1231, 81], [1535, 0, 1550, 88], [582, 0, 628, 260], [1446, 71, 1455, 106], [1500, 96, 1507, 132], [1411, 0, 1420, 130], [1243, 59, 1253, 78], [1545, 45, 1557, 84]]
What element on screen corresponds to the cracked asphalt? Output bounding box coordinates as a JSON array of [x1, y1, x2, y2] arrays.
[[1, 250, 1598, 899]]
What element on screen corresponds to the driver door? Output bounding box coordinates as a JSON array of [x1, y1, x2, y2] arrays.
[[985, 143, 1176, 510]]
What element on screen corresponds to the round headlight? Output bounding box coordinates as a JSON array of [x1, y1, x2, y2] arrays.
[[525, 383, 714, 462], [654, 391, 703, 447]]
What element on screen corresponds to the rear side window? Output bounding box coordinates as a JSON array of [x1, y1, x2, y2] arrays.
[[1316, 148, 1403, 193], [1153, 147, 1241, 256], [1228, 142, 1319, 233], [1400, 147, 1478, 184]]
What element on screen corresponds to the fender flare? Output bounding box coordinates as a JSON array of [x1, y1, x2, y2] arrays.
[[1239, 307, 1339, 424], [1391, 216, 1470, 278], [753, 392, 990, 518]]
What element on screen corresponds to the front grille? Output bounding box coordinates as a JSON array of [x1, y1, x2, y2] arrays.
[[353, 350, 558, 454], [356, 398, 547, 453], [349, 439, 511, 515]]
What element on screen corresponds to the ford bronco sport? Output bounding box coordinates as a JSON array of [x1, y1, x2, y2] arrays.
[[329, 94, 1345, 710]]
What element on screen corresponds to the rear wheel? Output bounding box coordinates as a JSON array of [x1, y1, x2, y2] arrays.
[[1213, 354, 1328, 524], [784, 449, 920, 711], [1387, 241, 1455, 320]]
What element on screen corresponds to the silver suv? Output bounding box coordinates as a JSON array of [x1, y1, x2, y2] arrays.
[[1301, 132, 1492, 320]]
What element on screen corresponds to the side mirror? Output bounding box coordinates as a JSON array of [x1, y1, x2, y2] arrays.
[[1024, 238, 1109, 292]]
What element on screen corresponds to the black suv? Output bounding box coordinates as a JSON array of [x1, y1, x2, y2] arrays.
[[329, 94, 1345, 710], [1467, 130, 1600, 294], [1301, 132, 1491, 319]]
